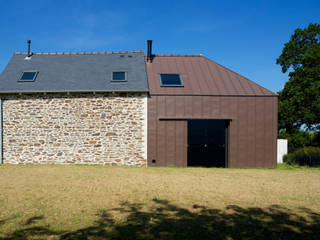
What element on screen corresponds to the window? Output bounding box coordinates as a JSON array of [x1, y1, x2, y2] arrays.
[[112, 72, 126, 81], [160, 74, 183, 86], [19, 71, 38, 82]]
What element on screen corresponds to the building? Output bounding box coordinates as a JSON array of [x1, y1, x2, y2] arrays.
[[146, 41, 278, 168], [0, 41, 277, 167], [0, 51, 148, 165]]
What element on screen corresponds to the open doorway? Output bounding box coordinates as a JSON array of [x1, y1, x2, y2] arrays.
[[187, 120, 229, 167]]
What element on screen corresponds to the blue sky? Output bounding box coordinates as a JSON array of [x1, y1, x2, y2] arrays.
[[0, 0, 319, 92]]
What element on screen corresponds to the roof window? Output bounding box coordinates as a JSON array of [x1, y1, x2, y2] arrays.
[[160, 73, 183, 86], [112, 71, 127, 82], [19, 71, 38, 82]]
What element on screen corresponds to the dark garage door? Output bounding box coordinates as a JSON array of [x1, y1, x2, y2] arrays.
[[188, 120, 228, 167]]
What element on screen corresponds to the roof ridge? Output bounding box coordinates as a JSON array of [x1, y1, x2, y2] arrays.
[[153, 54, 202, 57], [14, 51, 144, 55]]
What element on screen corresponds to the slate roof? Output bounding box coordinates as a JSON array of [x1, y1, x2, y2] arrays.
[[146, 55, 276, 96], [0, 51, 148, 93]]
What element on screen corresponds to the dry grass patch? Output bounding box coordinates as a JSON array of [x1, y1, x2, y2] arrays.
[[0, 164, 319, 239]]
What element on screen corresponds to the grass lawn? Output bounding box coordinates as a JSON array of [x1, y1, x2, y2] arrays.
[[0, 164, 320, 239]]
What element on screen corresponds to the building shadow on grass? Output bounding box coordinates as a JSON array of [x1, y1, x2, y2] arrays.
[[2, 199, 320, 240]]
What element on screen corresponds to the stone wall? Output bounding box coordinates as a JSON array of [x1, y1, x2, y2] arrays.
[[2, 92, 147, 166]]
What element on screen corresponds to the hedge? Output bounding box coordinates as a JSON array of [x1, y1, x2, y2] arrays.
[[283, 147, 320, 167]]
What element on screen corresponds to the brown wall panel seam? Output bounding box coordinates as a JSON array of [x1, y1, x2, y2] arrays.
[[253, 97, 256, 167], [155, 96, 159, 164], [263, 99, 267, 167]]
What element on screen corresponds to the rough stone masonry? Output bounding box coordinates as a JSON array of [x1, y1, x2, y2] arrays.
[[2, 92, 147, 165]]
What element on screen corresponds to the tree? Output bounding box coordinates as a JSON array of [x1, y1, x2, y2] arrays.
[[276, 23, 320, 133]]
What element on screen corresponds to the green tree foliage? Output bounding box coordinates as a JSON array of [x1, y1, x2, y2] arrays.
[[310, 131, 320, 147], [279, 129, 312, 152], [279, 129, 320, 153], [276, 23, 320, 132]]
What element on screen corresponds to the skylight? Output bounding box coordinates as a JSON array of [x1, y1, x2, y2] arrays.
[[19, 71, 38, 82], [160, 74, 183, 86], [112, 72, 126, 81]]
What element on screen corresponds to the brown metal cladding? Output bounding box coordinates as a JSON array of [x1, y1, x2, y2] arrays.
[[148, 95, 277, 168], [146, 55, 278, 168]]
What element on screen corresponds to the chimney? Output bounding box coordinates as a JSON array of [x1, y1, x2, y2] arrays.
[[27, 40, 32, 57], [147, 40, 153, 62]]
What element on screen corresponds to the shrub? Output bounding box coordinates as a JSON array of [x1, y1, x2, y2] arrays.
[[278, 129, 312, 152], [283, 147, 320, 166], [310, 132, 320, 148]]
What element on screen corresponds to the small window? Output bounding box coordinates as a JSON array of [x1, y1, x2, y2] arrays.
[[160, 74, 183, 86], [19, 71, 38, 82], [112, 72, 126, 81]]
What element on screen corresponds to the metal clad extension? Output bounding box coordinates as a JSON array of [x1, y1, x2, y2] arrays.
[[146, 55, 278, 168]]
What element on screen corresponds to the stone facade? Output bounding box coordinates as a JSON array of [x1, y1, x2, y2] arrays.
[[2, 92, 147, 166]]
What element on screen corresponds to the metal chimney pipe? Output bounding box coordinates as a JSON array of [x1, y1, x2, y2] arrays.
[[27, 40, 31, 57], [147, 40, 152, 62]]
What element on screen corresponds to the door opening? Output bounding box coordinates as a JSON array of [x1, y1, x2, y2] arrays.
[[187, 120, 229, 167]]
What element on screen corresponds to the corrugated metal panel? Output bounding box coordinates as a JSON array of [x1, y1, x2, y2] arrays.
[[157, 96, 166, 166], [255, 98, 265, 167], [247, 98, 256, 167], [146, 55, 276, 96], [166, 121, 175, 164], [237, 97, 248, 167], [273, 97, 278, 168], [264, 98, 274, 167]]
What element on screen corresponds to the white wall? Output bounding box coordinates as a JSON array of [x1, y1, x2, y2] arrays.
[[277, 139, 288, 163]]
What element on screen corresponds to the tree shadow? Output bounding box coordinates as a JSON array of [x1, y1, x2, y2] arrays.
[[1, 215, 61, 240], [1, 199, 320, 239]]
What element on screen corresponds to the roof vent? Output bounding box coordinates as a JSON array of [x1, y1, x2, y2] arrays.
[[24, 40, 33, 60], [27, 40, 32, 57], [147, 40, 153, 62]]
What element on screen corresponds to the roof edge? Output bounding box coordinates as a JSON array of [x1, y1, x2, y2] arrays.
[[152, 54, 202, 57], [150, 93, 278, 97]]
